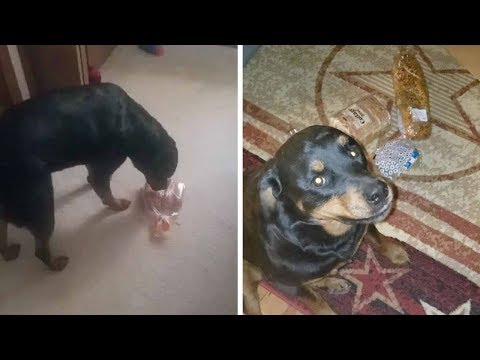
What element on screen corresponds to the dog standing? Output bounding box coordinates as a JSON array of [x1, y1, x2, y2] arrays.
[[0, 83, 178, 271], [243, 126, 408, 314]]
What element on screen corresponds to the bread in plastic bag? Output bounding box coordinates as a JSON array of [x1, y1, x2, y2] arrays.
[[142, 179, 185, 237], [392, 48, 432, 140], [329, 95, 391, 151]]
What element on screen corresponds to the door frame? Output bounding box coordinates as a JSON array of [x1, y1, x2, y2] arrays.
[[0, 45, 28, 105]]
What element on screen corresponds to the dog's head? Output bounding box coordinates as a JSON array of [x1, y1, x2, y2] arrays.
[[259, 125, 393, 224], [131, 137, 178, 191]]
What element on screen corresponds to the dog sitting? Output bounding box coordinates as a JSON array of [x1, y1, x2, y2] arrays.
[[0, 83, 178, 271], [243, 125, 408, 315]]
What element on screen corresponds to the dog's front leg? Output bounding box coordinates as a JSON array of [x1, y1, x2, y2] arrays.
[[89, 178, 131, 211], [366, 225, 409, 265], [243, 260, 263, 315], [86, 156, 130, 211], [299, 273, 357, 314], [0, 217, 21, 261], [304, 276, 351, 295]]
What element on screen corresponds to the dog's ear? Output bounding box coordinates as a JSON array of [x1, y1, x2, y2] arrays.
[[258, 164, 282, 211]]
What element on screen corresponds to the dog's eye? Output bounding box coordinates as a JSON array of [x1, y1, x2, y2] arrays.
[[313, 176, 325, 187], [349, 150, 358, 157]]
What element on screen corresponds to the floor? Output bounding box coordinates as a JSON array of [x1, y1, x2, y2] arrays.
[[445, 46, 480, 79], [257, 286, 303, 315], [257, 45, 480, 316], [0, 45, 238, 314]]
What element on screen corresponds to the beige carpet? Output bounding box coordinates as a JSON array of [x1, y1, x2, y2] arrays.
[[0, 45, 238, 314], [244, 45, 480, 287]]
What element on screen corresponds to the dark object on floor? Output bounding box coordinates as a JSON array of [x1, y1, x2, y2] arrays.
[[0, 83, 178, 271], [138, 45, 165, 56]]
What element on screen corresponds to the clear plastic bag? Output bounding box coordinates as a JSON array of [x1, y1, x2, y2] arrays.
[[329, 95, 391, 151], [392, 47, 432, 140], [142, 179, 185, 237], [374, 139, 420, 179]]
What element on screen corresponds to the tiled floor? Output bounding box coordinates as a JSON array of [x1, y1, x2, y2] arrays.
[[259, 285, 303, 315]]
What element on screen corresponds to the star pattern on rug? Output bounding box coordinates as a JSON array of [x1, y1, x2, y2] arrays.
[[333, 46, 480, 145], [340, 246, 410, 314], [420, 299, 471, 315]]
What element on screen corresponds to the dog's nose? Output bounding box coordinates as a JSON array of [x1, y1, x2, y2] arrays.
[[365, 180, 389, 205], [148, 178, 168, 191]]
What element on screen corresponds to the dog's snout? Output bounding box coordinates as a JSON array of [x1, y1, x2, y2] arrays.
[[365, 180, 389, 205], [148, 178, 168, 191]]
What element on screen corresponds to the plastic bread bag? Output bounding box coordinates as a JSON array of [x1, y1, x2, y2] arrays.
[[329, 95, 392, 153], [392, 47, 432, 140], [142, 179, 185, 237]]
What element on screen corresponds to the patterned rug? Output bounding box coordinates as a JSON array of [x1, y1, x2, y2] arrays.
[[243, 45, 480, 314]]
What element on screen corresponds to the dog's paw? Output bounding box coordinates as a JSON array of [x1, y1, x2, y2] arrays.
[[49, 256, 69, 271], [1, 243, 21, 261], [309, 277, 351, 295], [107, 198, 131, 211], [382, 243, 410, 265], [324, 277, 351, 295]]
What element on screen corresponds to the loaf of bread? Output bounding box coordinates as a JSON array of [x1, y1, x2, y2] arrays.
[[330, 95, 391, 150], [392, 48, 432, 140]]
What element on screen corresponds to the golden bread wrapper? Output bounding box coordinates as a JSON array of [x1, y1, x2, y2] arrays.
[[392, 48, 432, 140]]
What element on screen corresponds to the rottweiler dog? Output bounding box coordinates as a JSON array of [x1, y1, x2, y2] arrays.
[[0, 83, 178, 271], [243, 125, 408, 315]]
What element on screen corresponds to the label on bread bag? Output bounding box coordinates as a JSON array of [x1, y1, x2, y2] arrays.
[[410, 108, 428, 122], [347, 105, 371, 128]]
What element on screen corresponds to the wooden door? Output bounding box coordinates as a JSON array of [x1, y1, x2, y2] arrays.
[[17, 45, 88, 98], [86, 45, 115, 68]]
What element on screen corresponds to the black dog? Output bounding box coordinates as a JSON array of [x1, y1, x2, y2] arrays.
[[243, 125, 408, 314], [0, 83, 178, 271]]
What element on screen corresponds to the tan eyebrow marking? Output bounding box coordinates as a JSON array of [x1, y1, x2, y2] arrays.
[[310, 160, 325, 172], [338, 135, 348, 146]]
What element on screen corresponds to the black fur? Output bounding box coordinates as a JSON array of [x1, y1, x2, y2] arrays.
[[244, 125, 391, 293], [0, 83, 177, 270]]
